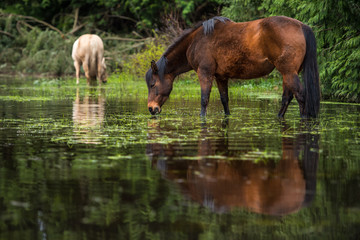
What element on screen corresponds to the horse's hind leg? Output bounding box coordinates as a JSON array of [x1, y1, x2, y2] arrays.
[[282, 73, 305, 117], [74, 60, 81, 84], [198, 68, 214, 117], [216, 77, 230, 115], [278, 85, 293, 118]]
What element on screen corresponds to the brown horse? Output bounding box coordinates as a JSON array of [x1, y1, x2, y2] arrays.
[[146, 16, 320, 118]]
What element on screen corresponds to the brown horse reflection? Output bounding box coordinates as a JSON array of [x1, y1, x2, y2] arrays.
[[72, 88, 105, 144], [147, 120, 318, 216]]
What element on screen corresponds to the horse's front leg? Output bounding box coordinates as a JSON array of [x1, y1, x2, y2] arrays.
[[198, 69, 214, 117], [216, 78, 230, 115], [82, 60, 91, 85]]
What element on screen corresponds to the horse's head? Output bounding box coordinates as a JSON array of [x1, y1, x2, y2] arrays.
[[146, 59, 173, 115], [100, 58, 107, 83]]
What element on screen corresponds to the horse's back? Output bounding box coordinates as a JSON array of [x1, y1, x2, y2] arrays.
[[189, 16, 307, 78], [234, 16, 306, 63], [189, 19, 275, 79], [72, 34, 104, 61]]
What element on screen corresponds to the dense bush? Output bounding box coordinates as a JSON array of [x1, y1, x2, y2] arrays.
[[122, 37, 166, 78], [0, 0, 221, 35], [0, 12, 144, 76], [16, 29, 74, 75]]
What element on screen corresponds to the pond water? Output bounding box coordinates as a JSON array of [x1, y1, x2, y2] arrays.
[[0, 77, 359, 239]]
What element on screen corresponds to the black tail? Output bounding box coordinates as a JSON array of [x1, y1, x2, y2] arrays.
[[302, 25, 320, 118], [301, 132, 319, 207]]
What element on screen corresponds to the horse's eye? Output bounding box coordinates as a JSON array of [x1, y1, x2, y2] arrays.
[[150, 82, 155, 88]]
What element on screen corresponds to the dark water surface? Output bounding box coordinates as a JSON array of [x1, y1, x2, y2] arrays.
[[0, 78, 359, 239]]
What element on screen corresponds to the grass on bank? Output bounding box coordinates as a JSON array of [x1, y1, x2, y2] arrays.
[[0, 72, 282, 103]]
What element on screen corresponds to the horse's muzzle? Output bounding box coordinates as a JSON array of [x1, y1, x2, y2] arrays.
[[149, 106, 161, 115]]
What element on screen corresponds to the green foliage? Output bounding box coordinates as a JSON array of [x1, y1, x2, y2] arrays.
[[122, 37, 167, 78], [1, 0, 221, 35], [15, 29, 74, 75], [0, 12, 138, 76], [0, 12, 73, 75], [175, 0, 222, 24], [221, 0, 264, 21], [120, 36, 200, 83], [324, 33, 360, 101]]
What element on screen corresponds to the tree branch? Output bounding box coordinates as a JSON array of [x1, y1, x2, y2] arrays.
[[0, 30, 15, 38], [108, 15, 137, 24], [67, 23, 85, 36], [16, 20, 35, 35], [72, 8, 79, 31], [0, 13, 64, 37], [104, 36, 150, 42]]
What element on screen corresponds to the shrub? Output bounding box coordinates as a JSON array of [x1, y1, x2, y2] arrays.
[[121, 36, 167, 78], [15, 29, 74, 76], [120, 36, 201, 83]]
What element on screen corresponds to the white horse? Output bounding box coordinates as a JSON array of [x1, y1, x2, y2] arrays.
[[72, 34, 107, 85]]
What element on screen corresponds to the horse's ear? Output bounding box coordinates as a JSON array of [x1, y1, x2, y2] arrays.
[[151, 60, 158, 74]]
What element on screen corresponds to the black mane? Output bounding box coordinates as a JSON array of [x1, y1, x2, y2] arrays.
[[164, 16, 231, 57], [145, 56, 168, 86], [202, 16, 231, 35], [147, 16, 231, 83]]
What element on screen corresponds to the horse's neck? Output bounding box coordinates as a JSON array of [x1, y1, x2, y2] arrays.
[[168, 59, 192, 77], [166, 34, 195, 77]]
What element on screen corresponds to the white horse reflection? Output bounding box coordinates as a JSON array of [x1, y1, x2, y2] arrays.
[[72, 88, 105, 144]]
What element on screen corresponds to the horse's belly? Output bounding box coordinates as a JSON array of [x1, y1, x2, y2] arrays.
[[219, 59, 275, 79]]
